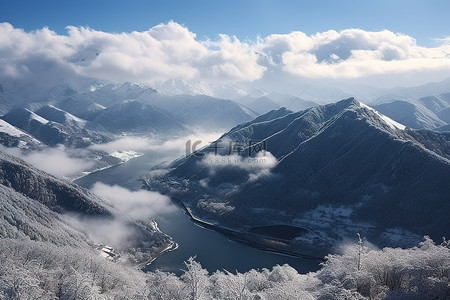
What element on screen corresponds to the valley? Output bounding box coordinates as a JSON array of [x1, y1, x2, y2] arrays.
[[74, 150, 322, 274]]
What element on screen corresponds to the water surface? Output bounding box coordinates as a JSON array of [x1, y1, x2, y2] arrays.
[[75, 152, 321, 274]]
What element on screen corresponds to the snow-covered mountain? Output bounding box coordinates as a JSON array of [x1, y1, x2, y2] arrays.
[[371, 78, 450, 103], [0, 81, 259, 139], [86, 82, 158, 107], [36, 105, 89, 128], [154, 98, 450, 251], [373, 100, 447, 130], [2, 107, 110, 147], [52, 93, 106, 120], [0, 119, 42, 149]]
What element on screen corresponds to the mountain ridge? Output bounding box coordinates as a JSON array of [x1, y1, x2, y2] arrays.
[[153, 98, 450, 250]]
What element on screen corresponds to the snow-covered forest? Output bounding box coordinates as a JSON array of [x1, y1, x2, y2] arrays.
[[1, 236, 448, 299]]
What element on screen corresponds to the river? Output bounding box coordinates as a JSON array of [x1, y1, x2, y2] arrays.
[[75, 151, 321, 274]]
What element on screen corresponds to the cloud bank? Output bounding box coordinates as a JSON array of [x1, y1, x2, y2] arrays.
[[91, 182, 175, 220], [1, 21, 450, 87], [90, 133, 221, 159], [1, 146, 94, 178], [0, 21, 264, 85], [260, 29, 450, 79], [202, 151, 278, 182]]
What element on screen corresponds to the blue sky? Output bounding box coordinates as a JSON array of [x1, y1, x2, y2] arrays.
[[1, 0, 449, 46]]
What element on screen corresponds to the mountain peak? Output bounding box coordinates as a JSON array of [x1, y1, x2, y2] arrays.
[[330, 97, 406, 131], [158, 98, 449, 250]]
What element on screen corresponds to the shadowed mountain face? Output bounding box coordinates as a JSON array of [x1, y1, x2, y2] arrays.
[[0, 151, 111, 216], [158, 98, 450, 248]]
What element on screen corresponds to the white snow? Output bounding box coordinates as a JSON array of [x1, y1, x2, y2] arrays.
[[0, 119, 28, 137], [48, 105, 87, 124], [360, 102, 406, 130], [29, 111, 49, 124], [108, 150, 142, 162]]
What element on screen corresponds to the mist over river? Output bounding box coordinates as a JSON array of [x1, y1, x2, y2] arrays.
[[75, 152, 320, 274]]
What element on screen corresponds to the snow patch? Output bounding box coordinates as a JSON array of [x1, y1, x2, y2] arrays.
[[29, 111, 49, 124], [360, 102, 406, 130], [108, 150, 142, 162], [0, 119, 28, 137], [48, 105, 87, 124]]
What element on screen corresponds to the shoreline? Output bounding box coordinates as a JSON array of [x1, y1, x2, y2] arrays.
[[180, 202, 325, 262], [136, 219, 180, 269], [136, 240, 179, 270], [72, 152, 144, 182], [75, 155, 324, 271]]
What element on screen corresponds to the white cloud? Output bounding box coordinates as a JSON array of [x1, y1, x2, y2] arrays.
[[89, 136, 155, 152], [75, 217, 137, 248], [261, 29, 450, 79], [435, 36, 450, 45], [1, 22, 450, 88], [0, 21, 264, 85], [89, 133, 221, 159], [91, 182, 175, 220], [202, 151, 278, 182], [1, 145, 94, 178]]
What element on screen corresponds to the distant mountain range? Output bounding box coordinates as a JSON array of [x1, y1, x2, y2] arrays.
[[235, 93, 318, 115], [372, 92, 450, 130], [0, 82, 262, 149], [153, 98, 450, 251], [1, 79, 450, 153]]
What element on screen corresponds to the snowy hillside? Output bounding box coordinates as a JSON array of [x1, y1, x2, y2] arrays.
[[0, 150, 173, 265], [0, 119, 42, 149], [2, 107, 109, 147]]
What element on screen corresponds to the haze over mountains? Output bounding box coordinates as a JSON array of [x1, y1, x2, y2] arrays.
[[0, 81, 260, 140], [0, 81, 261, 177], [1, 78, 450, 150]]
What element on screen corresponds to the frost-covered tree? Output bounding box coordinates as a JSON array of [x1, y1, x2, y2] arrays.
[[181, 256, 210, 300], [210, 270, 251, 300], [315, 236, 450, 299], [146, 270, 186, 300], [1, 236, 448, 299]]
